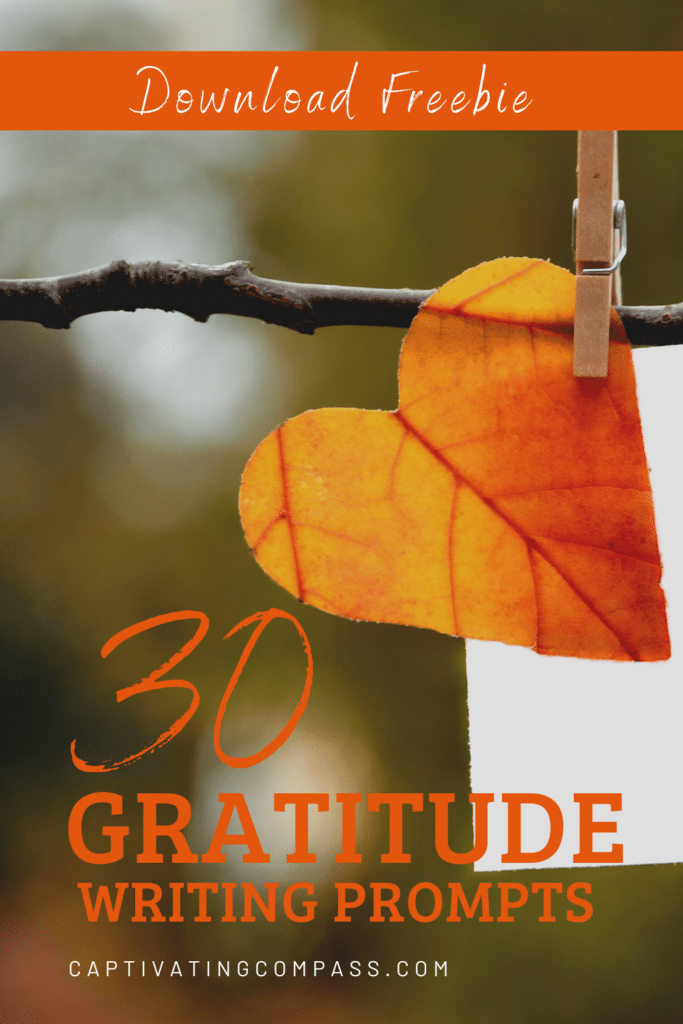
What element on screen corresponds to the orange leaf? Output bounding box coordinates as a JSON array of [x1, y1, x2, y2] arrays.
[[240, 259, 670, 661]]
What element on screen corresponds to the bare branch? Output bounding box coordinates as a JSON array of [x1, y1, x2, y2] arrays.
[[0, 259, 681, 346]]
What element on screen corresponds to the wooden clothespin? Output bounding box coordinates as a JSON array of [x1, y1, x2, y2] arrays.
[[573, 130, 627, 377]]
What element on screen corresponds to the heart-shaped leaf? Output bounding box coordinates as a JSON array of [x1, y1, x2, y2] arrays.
[[240, 259, 670, 661]]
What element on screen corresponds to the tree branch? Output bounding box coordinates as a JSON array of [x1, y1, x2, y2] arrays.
[[0, 259, 681, 347]]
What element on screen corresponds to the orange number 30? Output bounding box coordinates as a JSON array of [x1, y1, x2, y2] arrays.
[[70, 608, 312, 773]]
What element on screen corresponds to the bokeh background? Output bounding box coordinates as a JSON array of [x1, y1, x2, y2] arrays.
[[1, 2, 683, 1022]]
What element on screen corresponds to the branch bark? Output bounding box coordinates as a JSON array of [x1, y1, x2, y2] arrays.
[[0, 259, 681, 346]]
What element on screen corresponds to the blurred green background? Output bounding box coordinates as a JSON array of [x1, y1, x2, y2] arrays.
[[1, 2, 683, 1022]]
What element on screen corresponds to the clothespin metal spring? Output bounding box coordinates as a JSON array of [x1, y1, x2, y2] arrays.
[[572, 198, 627, 277]]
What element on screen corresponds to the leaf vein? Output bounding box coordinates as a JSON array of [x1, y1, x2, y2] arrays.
[[529, 535, 660, 567], [278, 425, 305, 602]]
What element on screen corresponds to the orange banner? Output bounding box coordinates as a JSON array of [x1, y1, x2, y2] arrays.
[[0, 51, 681, 130]]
